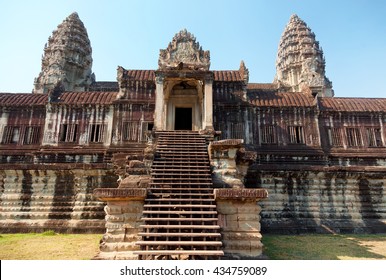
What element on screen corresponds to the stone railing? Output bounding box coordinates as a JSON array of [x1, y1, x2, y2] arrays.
[[93, 188, 147, 260], [215, 188, 268, 259]]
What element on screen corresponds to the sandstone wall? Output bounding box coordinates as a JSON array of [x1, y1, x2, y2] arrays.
[[0, 168, 117, 233], [256, 170, 386, 233]]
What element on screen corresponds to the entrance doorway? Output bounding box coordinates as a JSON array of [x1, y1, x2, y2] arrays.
[[174, 107, 192, 130]]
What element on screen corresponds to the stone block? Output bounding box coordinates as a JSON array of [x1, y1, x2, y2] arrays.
[[105, 228, 125, 235], [116, 242, 139, 252], [237, 213, 260, 222], [105, 205, 122, 215], [106, 214, 125, 223], [222, 232, 262, 240], [114, 252, 139, 260], [216, 201, 237, 215], [236, 203, 261, 214], [223, 240, 251, 250], [123, 213, 142, 222], [121, 203, 144, 214], [124, 234, 141, 242], [102, 233, 125, 242], [99, 242, 118, 252], [237, 221, 261, 232]]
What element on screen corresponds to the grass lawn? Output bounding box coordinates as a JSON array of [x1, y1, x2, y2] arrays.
[[262, 234, 386, 260], [0, 232, 385, 260], [0, 231, 101, 260]]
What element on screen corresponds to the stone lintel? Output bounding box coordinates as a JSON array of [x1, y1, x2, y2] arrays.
[[93, 188, 147, 201], [210, 139, 244, 150], [214, 188, 268, 201]]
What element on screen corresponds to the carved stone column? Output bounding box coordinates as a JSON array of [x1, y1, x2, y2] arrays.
[[154, 74, 165, 131], [93, 188, 146, 260], [215, 188, 268, 259]]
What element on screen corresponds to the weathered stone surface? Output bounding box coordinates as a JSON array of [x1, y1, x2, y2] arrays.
[[257, 170, 386, 233], [0, 168, 112, 233], [94, 198, 144, 260], [215, 188, 268, 200], [158, 29, 210, 71], [33, 12, 93, 94], [118, 175, 151, 189], [274, 14, 333, 97], [94, 188, 147, 201], [216, 191, 265, 259]]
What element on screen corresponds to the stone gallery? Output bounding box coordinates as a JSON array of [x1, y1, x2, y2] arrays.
[[0, 13, 385, 259]]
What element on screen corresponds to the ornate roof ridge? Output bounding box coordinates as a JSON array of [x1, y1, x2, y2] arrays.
[[158, 29, 210, 71]]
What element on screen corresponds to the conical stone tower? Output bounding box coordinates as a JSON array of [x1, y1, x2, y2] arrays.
[[275, 14, 333, 97], [33, 12, 94, 94]]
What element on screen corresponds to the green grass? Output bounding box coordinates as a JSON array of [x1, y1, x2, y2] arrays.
[[0, 233, 385, 260], [0, 233, 101, 260], [262, 234, 386, 260]]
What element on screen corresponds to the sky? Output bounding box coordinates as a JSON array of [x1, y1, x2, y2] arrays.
[[0, 0, 385, 98]]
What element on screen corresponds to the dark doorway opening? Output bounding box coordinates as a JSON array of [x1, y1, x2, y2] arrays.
[[175, 107, 192, 130]]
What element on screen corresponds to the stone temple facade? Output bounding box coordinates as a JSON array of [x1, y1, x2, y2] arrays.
[[0, 13, 385, 259]]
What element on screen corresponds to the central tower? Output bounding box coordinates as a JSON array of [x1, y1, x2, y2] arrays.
[[154, 29, 213, 131]]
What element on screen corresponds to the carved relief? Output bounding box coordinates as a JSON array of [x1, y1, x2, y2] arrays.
[[158, 29, 210, 71]]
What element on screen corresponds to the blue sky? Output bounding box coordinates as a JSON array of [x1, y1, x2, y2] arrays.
[[0, 0, 385, 97]]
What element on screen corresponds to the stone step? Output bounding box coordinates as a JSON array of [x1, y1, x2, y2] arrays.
[[140, 224, 220, 229], [150, 182, 212, 185], [157, 146, 207, 150], [151, 178, 212, 182], [141, 217, 218, 222], [136, 241, 222, 246], [153, 158, 209, 162], [157, 144, 206, 148], [145, 198, 215, 202], [152, 158, 209, 164], [151, 168, 211, 172], [138, 232, 221, 237], [151, 173, 210, 176], [143, 204, 216, 208], [157, 139, 205, 142], [133, 250, 224, 256], [149, 189, 214, 193], [142, 210, 217, 215]]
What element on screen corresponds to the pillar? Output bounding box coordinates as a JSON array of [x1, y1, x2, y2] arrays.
[[154, 74, 165, 131], [203, 77, 213, 130]]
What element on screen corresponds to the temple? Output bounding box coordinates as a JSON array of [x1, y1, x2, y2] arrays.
[[0, 12, 385, 259]]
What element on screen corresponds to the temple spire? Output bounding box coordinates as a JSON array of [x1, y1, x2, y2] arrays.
[[33, 12, 94, 94], [274, 14, 333, 97]]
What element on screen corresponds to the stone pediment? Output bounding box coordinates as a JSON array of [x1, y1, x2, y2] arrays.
[[158, 29, 210, 71]]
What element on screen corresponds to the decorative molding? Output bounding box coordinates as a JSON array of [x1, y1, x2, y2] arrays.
[[158, 29, 210, 71]]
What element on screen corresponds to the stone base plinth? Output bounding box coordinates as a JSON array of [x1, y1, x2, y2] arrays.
[[215, 188, 268, 259], [93, 188, 146, 260]]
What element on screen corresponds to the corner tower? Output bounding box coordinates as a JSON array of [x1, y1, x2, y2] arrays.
[[33, 12, 94, 94], [275, 14, 333, 97]]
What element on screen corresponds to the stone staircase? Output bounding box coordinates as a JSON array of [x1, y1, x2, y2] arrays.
[[134, 131, 224, 260]]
